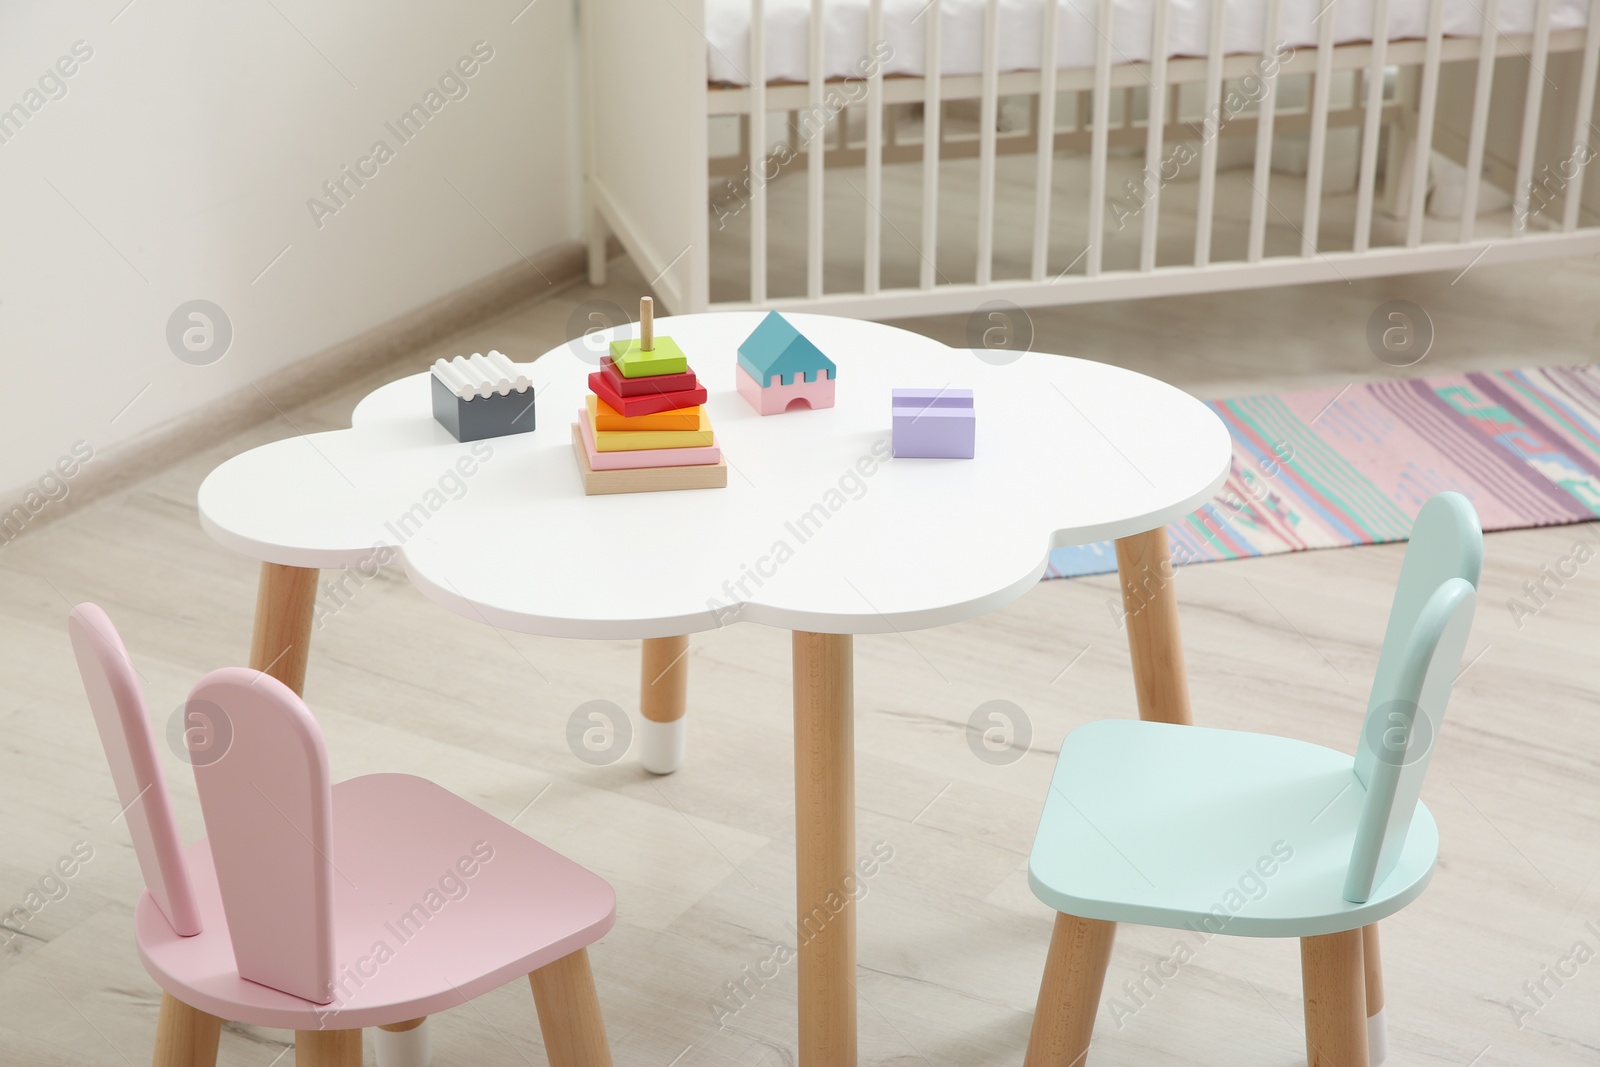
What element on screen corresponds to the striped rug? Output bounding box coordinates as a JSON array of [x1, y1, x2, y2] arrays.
[[1046, 365, 1600, 578]]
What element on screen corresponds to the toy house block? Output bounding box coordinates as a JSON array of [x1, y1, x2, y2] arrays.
[[571, 423, 726, 495], [737, 364, 836, 415], [599, 357, 698, 397], [588, 372, 707, 418], [431, 351, 536, 442], [892, 388, 975, 459], [736, 311, 836, 414], [586, 394, 701, 432]]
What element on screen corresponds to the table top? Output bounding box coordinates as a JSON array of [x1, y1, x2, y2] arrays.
[[199, 313, 1230, 638]]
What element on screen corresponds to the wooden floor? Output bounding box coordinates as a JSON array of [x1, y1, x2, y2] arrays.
[[2, 249, 1599, 1066]]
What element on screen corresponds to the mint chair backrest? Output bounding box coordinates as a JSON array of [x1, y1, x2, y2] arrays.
[[1353, 492, 1483, 790], [68, 604, 203, 937], [186, 667, 336, 1004], [1344, 492, 1483, 903]]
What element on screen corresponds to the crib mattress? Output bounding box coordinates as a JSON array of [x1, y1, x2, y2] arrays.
[[706, 0, 1588, 84]]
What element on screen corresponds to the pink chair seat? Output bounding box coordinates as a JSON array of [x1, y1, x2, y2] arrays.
[[135, 772, 615, 1030]]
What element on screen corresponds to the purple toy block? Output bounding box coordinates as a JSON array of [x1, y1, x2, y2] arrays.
[[892, 388, 975, 459]]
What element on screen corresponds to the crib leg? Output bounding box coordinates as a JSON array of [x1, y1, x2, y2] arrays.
[[587, 197, 609, 287]]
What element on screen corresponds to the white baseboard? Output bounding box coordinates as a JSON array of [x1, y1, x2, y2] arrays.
[[4, 239, 601, 539]]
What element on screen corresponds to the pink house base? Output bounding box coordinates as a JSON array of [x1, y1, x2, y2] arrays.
[[736, 365, 836, 415]]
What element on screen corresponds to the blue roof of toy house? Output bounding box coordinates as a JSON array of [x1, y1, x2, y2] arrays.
[[737, 312, 836, 385]]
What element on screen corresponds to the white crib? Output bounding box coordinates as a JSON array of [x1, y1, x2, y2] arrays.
[[581, 0, 1600, 317]]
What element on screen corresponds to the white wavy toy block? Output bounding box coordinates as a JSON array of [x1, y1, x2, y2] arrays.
[[430, 351, 537, 442]]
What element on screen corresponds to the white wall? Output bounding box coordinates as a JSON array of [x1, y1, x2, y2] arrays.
[[0, 0, 581, 493]]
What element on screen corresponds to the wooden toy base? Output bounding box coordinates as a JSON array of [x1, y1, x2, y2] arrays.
[[570, 423, 727, 495]]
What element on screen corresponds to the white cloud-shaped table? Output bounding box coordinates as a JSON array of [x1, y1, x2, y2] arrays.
[[201, 313, 1228, 638], [198, 312, 1228, 1067]]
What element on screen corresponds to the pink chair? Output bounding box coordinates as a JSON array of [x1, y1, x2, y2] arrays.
[[69, 604, 617, 1067]]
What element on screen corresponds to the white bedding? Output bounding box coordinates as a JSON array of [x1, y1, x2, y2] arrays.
[[706, 0, 1588, 84]]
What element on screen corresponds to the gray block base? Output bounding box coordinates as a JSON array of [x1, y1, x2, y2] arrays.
[[431, 374, 537, 442]]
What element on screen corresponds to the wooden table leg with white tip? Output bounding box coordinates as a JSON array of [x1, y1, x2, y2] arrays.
[[640, 635, 690, 774]]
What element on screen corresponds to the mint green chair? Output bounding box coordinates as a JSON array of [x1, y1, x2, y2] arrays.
[[1022, 493, 1481, 1067]]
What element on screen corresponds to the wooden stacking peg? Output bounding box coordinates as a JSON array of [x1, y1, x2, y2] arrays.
[[640, 297, 654, 353]]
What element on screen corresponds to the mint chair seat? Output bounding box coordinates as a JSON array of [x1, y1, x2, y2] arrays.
[[1030, 720, 1439, 938], [1023, 492, 1482, 1067]]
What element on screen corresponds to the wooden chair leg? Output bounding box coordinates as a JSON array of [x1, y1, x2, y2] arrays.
[[152, 993, 224, 1067], [375, 1017, 431, 1067], [1301, 929, 1370, 1067], [295, 1028, 362, 1067], [529, 948, 614, 1067], [1362, 924, 1387, 1065], [639, 635, 690, 774], [1024, 913, 1117, 1067]]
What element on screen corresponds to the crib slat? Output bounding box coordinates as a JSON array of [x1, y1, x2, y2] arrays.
[[1247, 0, 1283, 262], [921, 0, 943, 289], [1087, 0, 1114, 275], [1353, 0, 1390, 253], [1032, 0, 1062, 280], [1512, 0, 1555, 234], [1141, 0, 1171, 272], [750, 0, 768, 304], [1194, 0, 1227, 266], [1562, 0, 1600, 230], [865, 0, 885, 293], [1405, 0, 1445, 247], [977, 0, 1001, 285], [1459, 0, 1500, 242], [807, 0, 825, 298], [1301, 0, 1339, 256]]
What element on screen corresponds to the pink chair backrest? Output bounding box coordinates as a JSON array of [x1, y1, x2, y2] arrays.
[[186, 667, 336, 1004], [68, 604, 203, 937]]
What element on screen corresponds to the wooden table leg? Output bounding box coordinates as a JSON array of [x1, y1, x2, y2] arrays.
[[639, 635, 690, 774], [248, 562, 319, 694], [793, 631, 856, 1067], [1114, 527, 1192, 725]]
